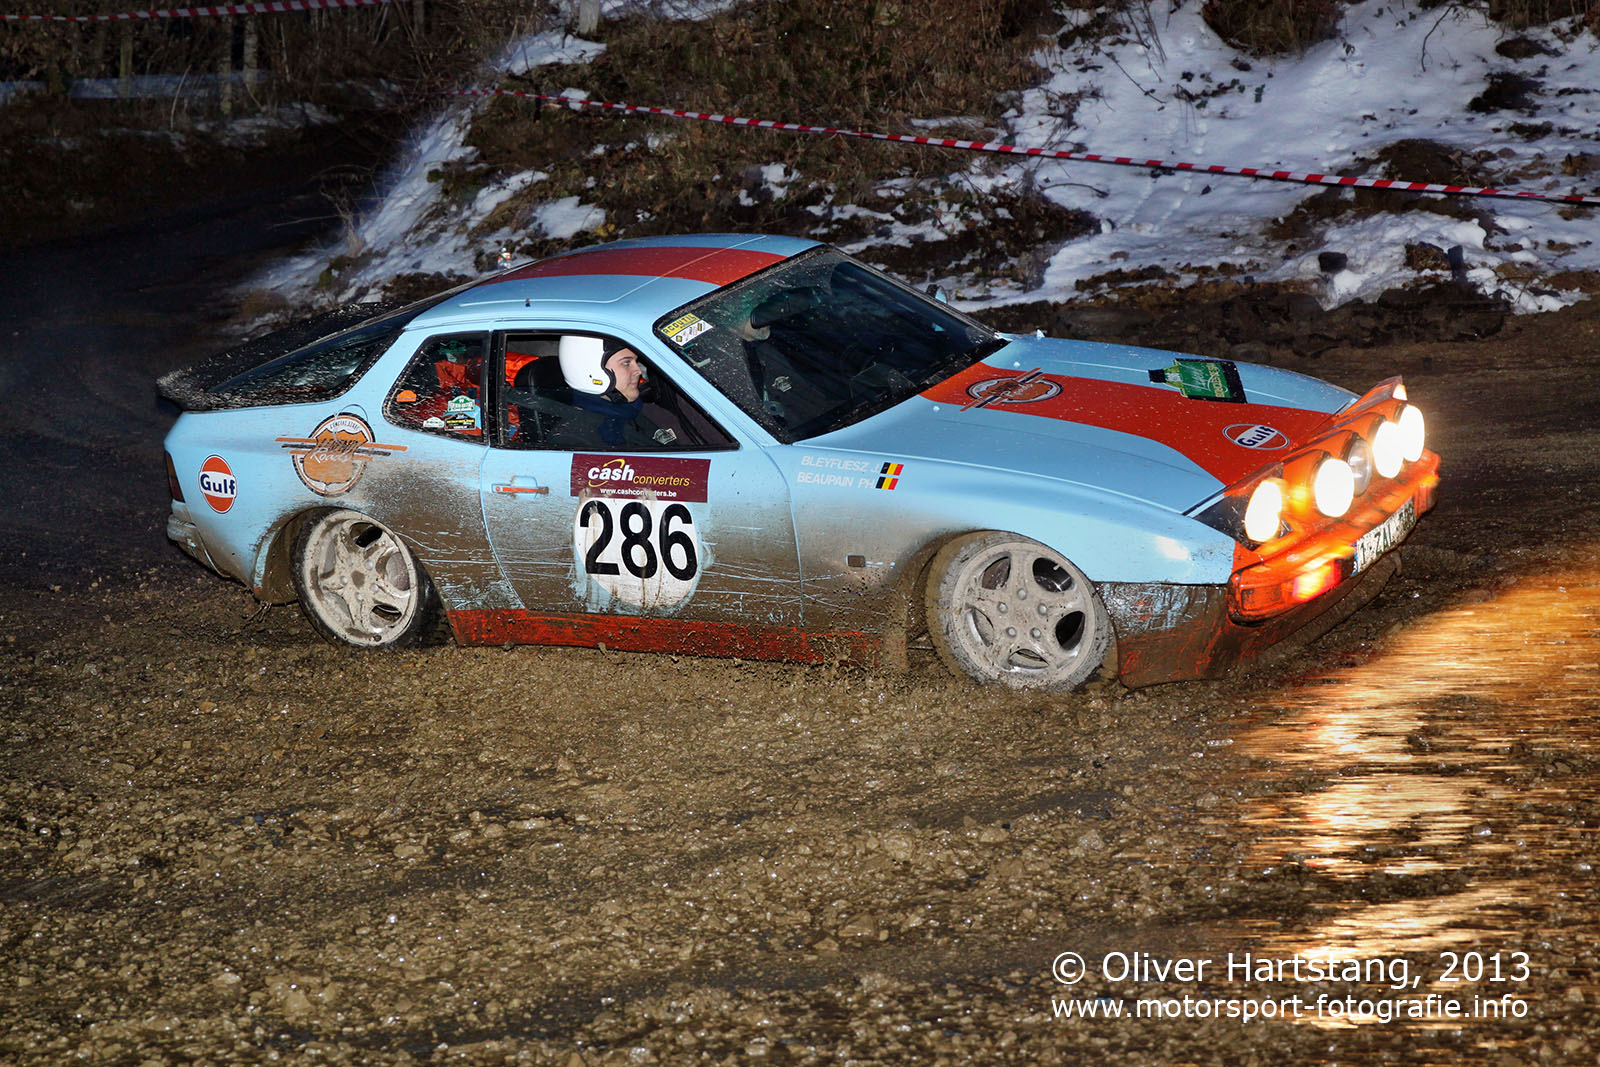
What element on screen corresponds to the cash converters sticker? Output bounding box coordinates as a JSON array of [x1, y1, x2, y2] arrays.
[[570, 454, 711, 502]]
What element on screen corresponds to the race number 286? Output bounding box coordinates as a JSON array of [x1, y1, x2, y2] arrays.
[[575, 499, 700, 608]]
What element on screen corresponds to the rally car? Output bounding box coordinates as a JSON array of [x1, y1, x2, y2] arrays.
[[160, 234, 1438, 689]]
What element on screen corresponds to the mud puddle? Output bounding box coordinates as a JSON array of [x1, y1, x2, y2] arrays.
[[1168, 550, 1600, 1045]]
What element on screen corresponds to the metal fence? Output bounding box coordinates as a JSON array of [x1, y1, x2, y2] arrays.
[[0, 1, 556, 114]]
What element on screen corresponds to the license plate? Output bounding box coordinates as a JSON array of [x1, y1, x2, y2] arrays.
[[1353, 498, 1416, 574]]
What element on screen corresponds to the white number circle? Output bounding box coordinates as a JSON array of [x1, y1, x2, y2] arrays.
[[573, 497, 701, 611]]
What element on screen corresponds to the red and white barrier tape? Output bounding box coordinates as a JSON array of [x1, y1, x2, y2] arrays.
[[3, 0, 393, 21], [452, 88, 1600, 208]]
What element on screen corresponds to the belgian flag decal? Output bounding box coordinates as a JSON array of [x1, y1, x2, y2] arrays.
[[876, 462, 904, 490]]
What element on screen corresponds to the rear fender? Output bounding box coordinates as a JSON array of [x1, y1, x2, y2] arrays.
[[251, 509, 319, 604]]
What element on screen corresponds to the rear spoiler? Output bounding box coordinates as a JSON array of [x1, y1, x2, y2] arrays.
[[157, 301, 403, 412]]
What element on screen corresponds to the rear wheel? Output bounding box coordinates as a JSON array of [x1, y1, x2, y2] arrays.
[[925, 532, 1113, 690], [292, 509, 439, 648]]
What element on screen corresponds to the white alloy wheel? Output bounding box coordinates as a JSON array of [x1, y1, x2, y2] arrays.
[[925, 532, 1114, 690], [292, 509, 437, 648]]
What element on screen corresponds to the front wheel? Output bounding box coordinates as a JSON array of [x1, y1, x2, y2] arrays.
[[292, 509, 440, 648], [925, 532, 1114, 690]]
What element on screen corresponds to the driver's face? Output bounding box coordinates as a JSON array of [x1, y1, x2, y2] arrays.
[[606, 348, 644, 402]]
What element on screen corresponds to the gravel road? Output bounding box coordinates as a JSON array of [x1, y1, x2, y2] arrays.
[[3, 189, 1598, 1064]]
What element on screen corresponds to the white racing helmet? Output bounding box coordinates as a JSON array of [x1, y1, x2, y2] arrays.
[[558, 335, 613, 396]]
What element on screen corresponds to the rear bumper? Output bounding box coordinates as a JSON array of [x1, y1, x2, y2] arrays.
[[166, 507, 226, 575]]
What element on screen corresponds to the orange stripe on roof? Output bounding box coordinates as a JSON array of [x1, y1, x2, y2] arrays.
[[491, 246, 786, 287]]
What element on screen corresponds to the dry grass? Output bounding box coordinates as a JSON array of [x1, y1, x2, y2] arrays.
[[1486, 0, 1600, 29], [1200, 0, 1344, 56], [1199, 0, 1598, 56], [453, 0, 1062, 274]]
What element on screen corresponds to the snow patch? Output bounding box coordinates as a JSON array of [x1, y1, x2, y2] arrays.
[[253, 0, 1600, 315]]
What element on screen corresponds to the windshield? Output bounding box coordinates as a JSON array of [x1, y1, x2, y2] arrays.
[[654, 247, 1006, 442]]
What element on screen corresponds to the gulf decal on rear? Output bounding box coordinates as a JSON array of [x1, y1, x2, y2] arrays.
[[923, 363, 1333, 486], [198, 455, 236, 512], [488, 246, 785, 287]]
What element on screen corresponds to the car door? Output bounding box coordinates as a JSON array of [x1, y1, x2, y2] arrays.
[[474, 328, 804, 648]]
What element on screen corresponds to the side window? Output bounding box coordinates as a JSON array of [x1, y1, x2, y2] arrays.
[[497, 331, 736, 452], [385, 333, 489, 440]]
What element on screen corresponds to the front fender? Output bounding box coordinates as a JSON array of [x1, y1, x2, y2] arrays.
[[896, 462, 1236, 586]]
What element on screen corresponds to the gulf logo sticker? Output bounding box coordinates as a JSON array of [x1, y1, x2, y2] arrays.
[[1225, 424, 1289, 450], [198, 455, 237, 513]]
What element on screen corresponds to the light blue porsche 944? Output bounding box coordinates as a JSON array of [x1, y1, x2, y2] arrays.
[[160, 234, 1438, 689]]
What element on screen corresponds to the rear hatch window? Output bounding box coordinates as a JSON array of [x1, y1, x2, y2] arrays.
[[158, 280, 474, 411]]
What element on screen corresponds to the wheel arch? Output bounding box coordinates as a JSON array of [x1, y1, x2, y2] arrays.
[[251, 507, 327, 604], [910, 527, 1121, 687]]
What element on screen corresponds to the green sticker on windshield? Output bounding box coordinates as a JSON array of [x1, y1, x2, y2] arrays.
[[1149, 359, 1246, 403]]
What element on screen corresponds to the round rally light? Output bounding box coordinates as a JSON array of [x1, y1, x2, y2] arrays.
[[1312, 456, 1355, 518], [1398, 404, 1426, 462], [1344, 438, 1373, 496], [1372, 419, 1404, 479], [1244, 479, 1285, 544]]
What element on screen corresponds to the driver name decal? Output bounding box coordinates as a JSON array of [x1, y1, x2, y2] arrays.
[[571, 454, 710, 502], [796, 454, 908, 489]]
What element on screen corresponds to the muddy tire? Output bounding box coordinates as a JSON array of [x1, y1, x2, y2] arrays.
[[925, 531, 1114, 690], [292, 509, 441, 649]]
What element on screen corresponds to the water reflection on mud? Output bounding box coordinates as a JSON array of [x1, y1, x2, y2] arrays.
[[1220, 549, 1600, 1022]]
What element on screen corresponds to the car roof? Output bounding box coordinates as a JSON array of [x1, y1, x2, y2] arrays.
[[408, 233, 821, 333]]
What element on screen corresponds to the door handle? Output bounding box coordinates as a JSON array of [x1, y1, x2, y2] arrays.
[[492, 476, 549, 496]]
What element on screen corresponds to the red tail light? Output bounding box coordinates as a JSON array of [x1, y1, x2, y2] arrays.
[[165, 453, 184, 502]]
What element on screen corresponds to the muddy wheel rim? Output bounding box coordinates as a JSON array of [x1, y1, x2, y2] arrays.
[[299, 513, 419, 644], [946, 540, 1101, 683]]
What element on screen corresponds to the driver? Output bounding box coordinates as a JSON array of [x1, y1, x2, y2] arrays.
[[558, 337, 651, 448]]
